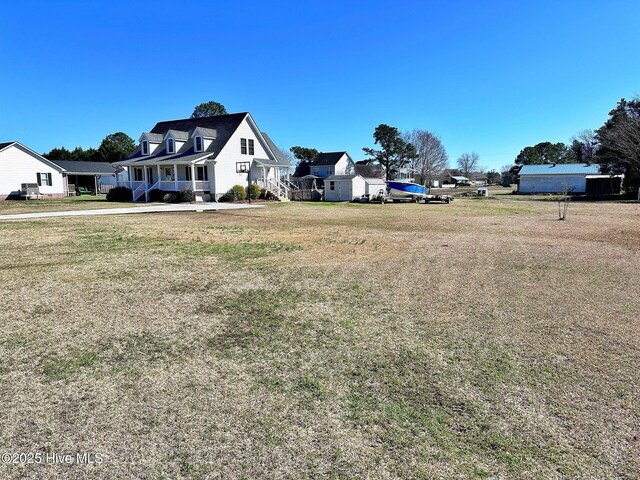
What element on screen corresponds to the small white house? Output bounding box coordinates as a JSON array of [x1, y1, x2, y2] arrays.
[[324, 174, 386, 201], [518, 163, 601, 194], [0, 142, 66, 199]]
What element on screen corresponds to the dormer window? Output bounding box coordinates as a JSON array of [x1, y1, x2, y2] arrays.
[[167, 138, 175, 154], [195, 136, 203, 152], [142, 141, 149, 156]]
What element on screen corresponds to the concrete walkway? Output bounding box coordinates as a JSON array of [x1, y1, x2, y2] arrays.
[[0, 203, 264, 221]]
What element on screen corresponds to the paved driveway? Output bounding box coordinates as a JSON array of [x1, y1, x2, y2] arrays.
[[0, 203, 264, 221]]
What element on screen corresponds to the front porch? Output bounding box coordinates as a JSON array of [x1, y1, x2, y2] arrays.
[[120, 163, 211, 201]]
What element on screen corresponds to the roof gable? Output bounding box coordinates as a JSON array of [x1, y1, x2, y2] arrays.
[[0, 141, 65, 172], [312, 151, 350, 166]]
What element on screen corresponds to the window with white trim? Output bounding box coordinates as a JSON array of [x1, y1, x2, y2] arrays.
[[241, 138, 247, 154], [329, 181, 335, 191], [142, 140, 149, 155], [134, 168, 144, 182], [37, 172, 52, 186], [167, 138, 175, 154], [195, 136, 203, 152], [248, 139, 254, 155], [185, 166, 192, 181]]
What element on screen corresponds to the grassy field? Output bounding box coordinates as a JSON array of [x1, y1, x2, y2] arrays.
[[0, 196, 638, 479]]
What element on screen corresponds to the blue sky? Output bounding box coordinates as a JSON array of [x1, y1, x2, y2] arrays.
[[1, 0, 639, 170]]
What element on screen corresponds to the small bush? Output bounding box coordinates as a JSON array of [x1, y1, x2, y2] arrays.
[[148, 189, 166, 202], [231, 184, 247, 201], [177, 189, 195, 202], [162, 192, 178, 203], [259, 189, 278, 201], [106, 187, 133, 202], [246, 183, 261, 200]]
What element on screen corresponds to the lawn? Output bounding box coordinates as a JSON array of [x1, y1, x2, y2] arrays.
[[0, 197, 638, 479], [0, 195, 145, 215]]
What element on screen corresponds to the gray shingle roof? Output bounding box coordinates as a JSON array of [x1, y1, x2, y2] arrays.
[[165, 129, 190, 141], [142, 133, 164, 142], [195, 127, 217, 138], [261, 132, 291, 166], [123, 113, 248, 165], [49, 160, 117, 174], [312, 152, 349, 166], [326, 174, 358, 180]]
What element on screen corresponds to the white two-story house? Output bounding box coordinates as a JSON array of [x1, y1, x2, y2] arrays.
[[116, 112, 290, 201]]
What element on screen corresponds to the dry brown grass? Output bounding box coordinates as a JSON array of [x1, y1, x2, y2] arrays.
[[0, 197, 638, 479]]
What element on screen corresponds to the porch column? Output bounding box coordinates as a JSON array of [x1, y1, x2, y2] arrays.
[[156, 165, 161, 188], [143, 165, 148, 202], [190, 164, 196, 191], [94, 175, 98, 195], [174, 164, 178, 191]]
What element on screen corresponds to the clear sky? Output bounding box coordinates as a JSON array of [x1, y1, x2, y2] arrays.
[[1, 0, 639, 170]]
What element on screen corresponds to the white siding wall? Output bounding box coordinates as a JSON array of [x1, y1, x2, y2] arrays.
[[0, 145, 65, 197], [365, 180, 386, 196], [213, 116, 276, 198], [519, 174, 588, 194], [325, 177, 366, 201], [335, 155, 355, 175]]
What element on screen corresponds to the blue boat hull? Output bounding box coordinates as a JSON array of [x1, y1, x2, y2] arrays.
[[386, 181, 427, 197]]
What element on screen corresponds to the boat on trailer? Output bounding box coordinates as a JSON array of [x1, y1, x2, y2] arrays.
[[386, 180, 427, 198], [368, 180, 454, 204]]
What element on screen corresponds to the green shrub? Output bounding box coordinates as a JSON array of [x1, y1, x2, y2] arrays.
[[246, 183, 261, 200], [231, 184, 247, 201], [259, 189, 278, 201], [148, 189, 166, 202], [162, 192, 178, 203], [177, 189, 195, 202], [106, 187, 133, 202]]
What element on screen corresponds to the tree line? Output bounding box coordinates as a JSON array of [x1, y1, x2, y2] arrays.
[[506, 96, 640, 192], [291, 125, 485, 185], [42, 100, 229, 164]]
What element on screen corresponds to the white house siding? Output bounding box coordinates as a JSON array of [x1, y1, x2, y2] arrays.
[[519, 174, 588, 194], [0, 144, 65, 199], [336, 156, 355, 175], [213, 116, 277, 199]]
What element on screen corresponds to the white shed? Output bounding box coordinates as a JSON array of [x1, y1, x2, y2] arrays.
[[324, 174, 387, 201], [518, 163, 601, 194], [364, 177, 387, 197], [324, 174, 365, 201]]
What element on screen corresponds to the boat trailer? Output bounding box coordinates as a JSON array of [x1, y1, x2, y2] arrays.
[[368, 189, 453, 204]]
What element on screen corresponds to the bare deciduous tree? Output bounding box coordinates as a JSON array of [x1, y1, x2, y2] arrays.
[[456, 152, 480, 178], [570, 129, 599, 163], [402, 129, 448, 186]]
